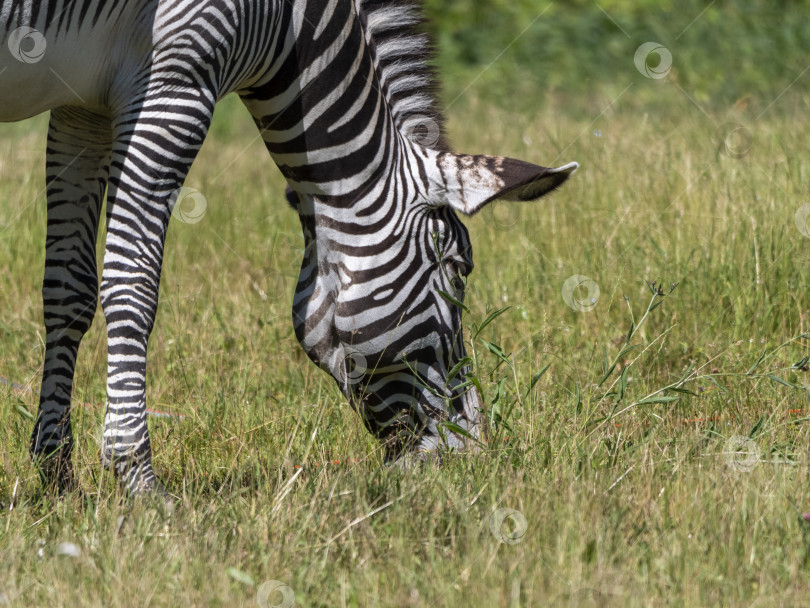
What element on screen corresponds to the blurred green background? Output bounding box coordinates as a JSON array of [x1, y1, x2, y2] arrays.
[[423, 0, 810, 115]]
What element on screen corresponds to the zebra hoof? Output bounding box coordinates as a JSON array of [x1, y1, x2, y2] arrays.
[[101, 449, 169, 499], [31, 447, 76, 495], [118, 461, 173, 503]]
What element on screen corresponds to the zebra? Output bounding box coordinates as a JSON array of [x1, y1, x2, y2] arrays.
[[1, 0, 577, 494]]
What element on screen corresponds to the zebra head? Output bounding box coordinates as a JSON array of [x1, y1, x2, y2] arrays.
[[288, 148, 577, 463]]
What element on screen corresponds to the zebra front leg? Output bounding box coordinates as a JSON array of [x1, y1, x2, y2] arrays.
[[99, 95, 213, 494], [30, 107, 111, 493]]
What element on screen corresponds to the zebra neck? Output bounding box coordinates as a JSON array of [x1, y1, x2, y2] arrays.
[[239, 0, 431, 206]]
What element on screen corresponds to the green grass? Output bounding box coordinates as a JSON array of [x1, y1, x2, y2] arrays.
[[3, 84, 810, 607]]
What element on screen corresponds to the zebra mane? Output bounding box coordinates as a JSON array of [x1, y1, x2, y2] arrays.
[[357, 0, 449, 151]]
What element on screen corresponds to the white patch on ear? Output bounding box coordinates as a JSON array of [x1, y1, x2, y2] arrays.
[[433, 154, 505, 215], [430, 151, 578, 216]]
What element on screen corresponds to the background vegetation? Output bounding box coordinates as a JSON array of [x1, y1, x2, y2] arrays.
[[424, 0, 810, 115], [2, 1, 810, 606]]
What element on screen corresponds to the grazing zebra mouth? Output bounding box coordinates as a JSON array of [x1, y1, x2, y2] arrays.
[[340, 360, 484, 463]]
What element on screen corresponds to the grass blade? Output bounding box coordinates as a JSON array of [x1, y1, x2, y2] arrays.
[[525, 362, 552, 398], [437, 289, 468, 312], [635, 396, 679, 405], [473, 306, 511, 339]]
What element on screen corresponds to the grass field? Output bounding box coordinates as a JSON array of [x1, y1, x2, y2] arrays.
[[3, 65, 810, 606]]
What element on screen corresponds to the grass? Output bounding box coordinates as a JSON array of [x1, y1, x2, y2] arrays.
[[3, 79, 810, 606]]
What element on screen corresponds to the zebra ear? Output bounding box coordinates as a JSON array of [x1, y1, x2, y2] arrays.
[[435, 153, 578, 216]]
